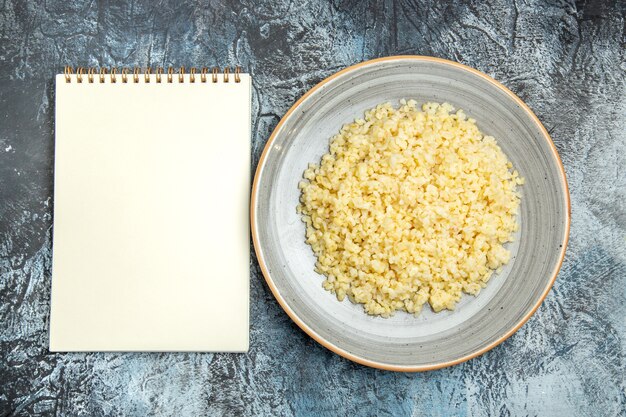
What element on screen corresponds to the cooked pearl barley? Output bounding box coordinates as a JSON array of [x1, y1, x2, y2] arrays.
[[297, 101, 523, 317]]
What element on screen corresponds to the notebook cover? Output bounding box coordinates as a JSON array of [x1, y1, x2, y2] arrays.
[[50, 71, 250, 352]]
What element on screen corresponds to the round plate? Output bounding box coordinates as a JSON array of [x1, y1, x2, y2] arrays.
[[251, 56, 570, 371]]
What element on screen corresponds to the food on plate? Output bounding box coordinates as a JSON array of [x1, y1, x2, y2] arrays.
[[297, 101, 523, 317]]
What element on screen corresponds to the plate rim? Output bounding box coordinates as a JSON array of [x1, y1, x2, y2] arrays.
[[250, 55, 571, 372]]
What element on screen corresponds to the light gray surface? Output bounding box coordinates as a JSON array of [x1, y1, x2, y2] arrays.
[[0, 0, 624, 416], [253, 57, 569, 369]]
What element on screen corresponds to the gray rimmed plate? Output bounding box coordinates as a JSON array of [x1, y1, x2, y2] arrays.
[[251, 56, 570, 371]]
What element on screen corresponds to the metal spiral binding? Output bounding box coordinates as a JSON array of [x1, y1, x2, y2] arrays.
[[63, 66, 242, 83]]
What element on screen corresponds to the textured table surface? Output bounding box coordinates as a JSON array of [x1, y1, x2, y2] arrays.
[[1, 1, 624, 416]]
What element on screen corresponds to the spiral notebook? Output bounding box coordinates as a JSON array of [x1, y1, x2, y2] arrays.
[[50, 66, 250, 352]]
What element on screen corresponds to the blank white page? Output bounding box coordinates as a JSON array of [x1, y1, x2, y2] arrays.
[[50, 72, 250, 351]]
